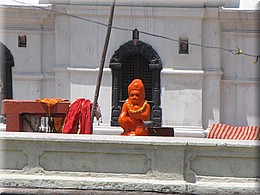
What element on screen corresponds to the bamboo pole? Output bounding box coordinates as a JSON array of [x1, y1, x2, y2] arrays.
[[91, 0, 116, 125]]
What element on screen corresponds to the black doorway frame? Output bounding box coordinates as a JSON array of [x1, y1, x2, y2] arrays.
[[0, 43, 14, 111]]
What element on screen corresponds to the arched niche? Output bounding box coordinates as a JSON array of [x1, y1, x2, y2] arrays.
[[109, 40, 162, 127]]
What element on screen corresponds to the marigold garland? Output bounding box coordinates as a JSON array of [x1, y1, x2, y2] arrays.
[[126, 99, 147, 114]]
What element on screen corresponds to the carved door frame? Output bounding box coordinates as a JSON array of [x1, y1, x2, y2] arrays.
[[109, 40, 162, 127]]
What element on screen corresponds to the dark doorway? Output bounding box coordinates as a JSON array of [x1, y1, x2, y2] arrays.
[[121, 53, 153, 102], [109, 40, 162, 127], [0, 42, 14, 117]]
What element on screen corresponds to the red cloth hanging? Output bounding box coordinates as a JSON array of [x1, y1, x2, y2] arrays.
[[62, 98, 92, 134], [79, 99, 92, 134]]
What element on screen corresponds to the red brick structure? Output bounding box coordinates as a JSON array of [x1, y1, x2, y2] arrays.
[[2, 99, 70, 132]]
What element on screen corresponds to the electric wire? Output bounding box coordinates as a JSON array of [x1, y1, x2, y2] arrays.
[[7, 0, 260, 63]]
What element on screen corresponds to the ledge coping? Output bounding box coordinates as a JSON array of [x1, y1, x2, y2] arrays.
[[0, 131, 258, 147]]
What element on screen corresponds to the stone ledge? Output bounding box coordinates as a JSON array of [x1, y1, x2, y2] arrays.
[[1, 131, 258, 146], [0, 132, 259, 194]]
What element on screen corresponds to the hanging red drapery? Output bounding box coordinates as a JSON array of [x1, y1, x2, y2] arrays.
[[62, 98, 92, 134]]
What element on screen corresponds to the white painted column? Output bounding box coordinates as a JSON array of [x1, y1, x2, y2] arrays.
[[54, 6, 71, 99], [202, 8, 222, 129]]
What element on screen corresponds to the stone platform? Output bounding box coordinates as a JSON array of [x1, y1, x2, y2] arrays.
[[0, 131, 259, 194]]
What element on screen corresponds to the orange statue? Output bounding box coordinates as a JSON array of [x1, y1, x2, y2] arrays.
[[118, 79, 150, 136]]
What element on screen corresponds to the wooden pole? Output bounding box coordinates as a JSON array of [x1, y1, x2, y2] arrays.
[[91, 0, 116, 124]]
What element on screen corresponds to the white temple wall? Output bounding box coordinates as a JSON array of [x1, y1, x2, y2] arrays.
[[53, 5, 206, 127], [0, 7, 55, 100], [220, 11, 260, 126], [5, 30, 50, 100], [161, 70, 203, 127]]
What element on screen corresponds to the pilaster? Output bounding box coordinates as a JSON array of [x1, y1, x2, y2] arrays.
[[202, 7, 222, 129]]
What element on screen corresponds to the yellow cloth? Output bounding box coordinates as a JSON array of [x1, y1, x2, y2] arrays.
[[36, 98, 63, 116]]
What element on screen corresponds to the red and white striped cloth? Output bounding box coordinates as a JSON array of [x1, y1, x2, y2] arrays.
[[207, 124, 260, 140]]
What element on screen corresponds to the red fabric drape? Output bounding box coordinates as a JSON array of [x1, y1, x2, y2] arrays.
[[79, 99, 92, 134], [62, 98, 92, 134]]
